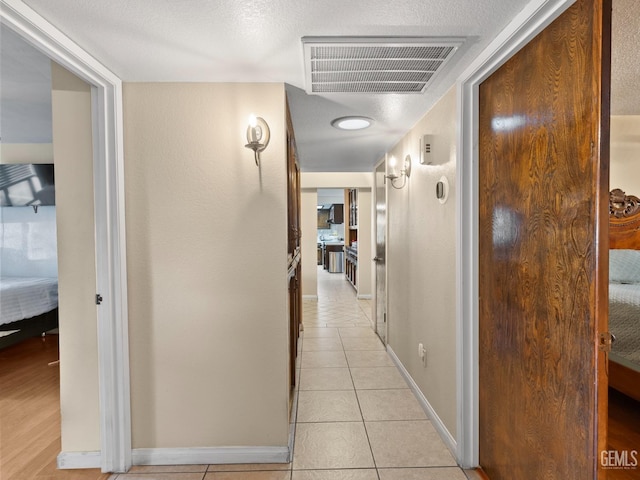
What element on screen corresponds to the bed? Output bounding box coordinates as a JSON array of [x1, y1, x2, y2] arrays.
[[0, 276, 59, 350], [608, 188, 640, 402]]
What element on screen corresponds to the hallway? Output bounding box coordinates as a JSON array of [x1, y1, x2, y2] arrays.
[[115, 267, 470, 479], [290, 267, 468, 479]]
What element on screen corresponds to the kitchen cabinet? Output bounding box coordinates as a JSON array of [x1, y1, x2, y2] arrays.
[[317, 209, 330, 228], [345, 245, 357, 288], [348, 189, 358, 227], [345, 190, 358, 290], [347, 189, 358, 248], [328, 203, 344, 224]]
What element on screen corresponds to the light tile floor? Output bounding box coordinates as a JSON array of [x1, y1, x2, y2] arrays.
[[111, 268, 477, 480]]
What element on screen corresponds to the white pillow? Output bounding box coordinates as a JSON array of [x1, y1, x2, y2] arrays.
[[610, 249, 640, 284]]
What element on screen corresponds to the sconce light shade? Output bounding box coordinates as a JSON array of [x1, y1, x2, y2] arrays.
[[388, 155, 398, 176], [403, 154, 412, 178], [245, 115, 270, 166], [385, 154, 412, 189]]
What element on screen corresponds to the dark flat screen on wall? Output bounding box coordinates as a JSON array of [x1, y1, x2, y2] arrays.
[[0, 164, 55, 206]]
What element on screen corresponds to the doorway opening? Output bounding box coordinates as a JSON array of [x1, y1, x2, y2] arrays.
[[303, 186, 374, 326], [300, 182, 377, 375], [607, 0, 640, 474], [1, 3, 130, 472]]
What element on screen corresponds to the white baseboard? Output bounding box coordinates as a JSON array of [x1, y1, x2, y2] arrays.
[[356, 294, 372, 300], [57, 451, 102, 469], [387, 345, 458, 457], [302, 295, 318, 300], [131, 446, 290, 466]]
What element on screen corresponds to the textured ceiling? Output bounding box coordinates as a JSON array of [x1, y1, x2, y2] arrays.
[[13, 0, 534, 171], [0, 26, 52, 143], [2, 0, 638, 170], [611, 0, 640, 115]]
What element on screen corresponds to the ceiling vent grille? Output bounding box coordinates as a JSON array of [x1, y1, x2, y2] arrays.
[[302, 37, 463, 94]]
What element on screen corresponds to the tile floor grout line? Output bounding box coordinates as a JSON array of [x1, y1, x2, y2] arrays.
[[343, 328, 381, 480], [297, 269, 466, 479], [289, 332, 305, 472]]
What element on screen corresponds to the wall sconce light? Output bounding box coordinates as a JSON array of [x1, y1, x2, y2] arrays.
[[385, 154, 412, 189], [245, 114, 270, 166]]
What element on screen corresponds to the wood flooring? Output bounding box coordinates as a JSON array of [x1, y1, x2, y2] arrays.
[[2, 334, 638, 479], [0, 335, 110, 480], [608, 388, 640, 480]]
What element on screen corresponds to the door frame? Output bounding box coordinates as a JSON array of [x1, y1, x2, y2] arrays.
[[455, 0, 576, 468], [373, 156, 388, 344], [1, 0, 131, 473]]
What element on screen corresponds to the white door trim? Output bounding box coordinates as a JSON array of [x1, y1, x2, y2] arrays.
[[1, 0, 131, 473], [372, 156, 388, 344], [455, 0, 575, 468]]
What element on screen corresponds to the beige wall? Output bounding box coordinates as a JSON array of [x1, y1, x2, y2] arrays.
[[0, 143, 54, 163], [385, 86, 457, 438], [51, 62, 101, 451], [610, 115, 640, 194], [301, 172, 373, 189], [301, 189, 318, 298], [123, 83, 290, 448]]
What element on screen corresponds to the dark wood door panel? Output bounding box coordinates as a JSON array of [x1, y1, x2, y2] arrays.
[[478, 0, 610, 479], [287, 99, 301, 390]]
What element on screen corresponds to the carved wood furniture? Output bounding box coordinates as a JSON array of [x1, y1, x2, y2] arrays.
[[609, 188, 640, 402]]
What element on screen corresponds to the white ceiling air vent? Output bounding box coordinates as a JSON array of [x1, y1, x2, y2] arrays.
[[302, 36, 463, 94]]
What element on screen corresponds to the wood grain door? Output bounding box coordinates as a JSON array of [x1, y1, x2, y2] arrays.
[[478, 0, 611, 478], [287, 100, 301, 389]]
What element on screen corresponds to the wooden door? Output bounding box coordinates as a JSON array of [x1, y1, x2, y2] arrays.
[[478, 0, 611, 478], [286, 100, 302, 389]]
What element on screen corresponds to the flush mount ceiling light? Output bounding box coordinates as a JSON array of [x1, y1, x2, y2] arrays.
[[302, 36, 464, 94], [331, 116, 373, 131]]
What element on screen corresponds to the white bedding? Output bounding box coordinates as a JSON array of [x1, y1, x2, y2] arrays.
[[0, 276, 58, 327], [609, 283, 640, 370]]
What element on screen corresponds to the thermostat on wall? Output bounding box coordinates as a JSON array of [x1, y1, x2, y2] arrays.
[[436, 176, 449, 204], [420, 135, 435, 165]]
